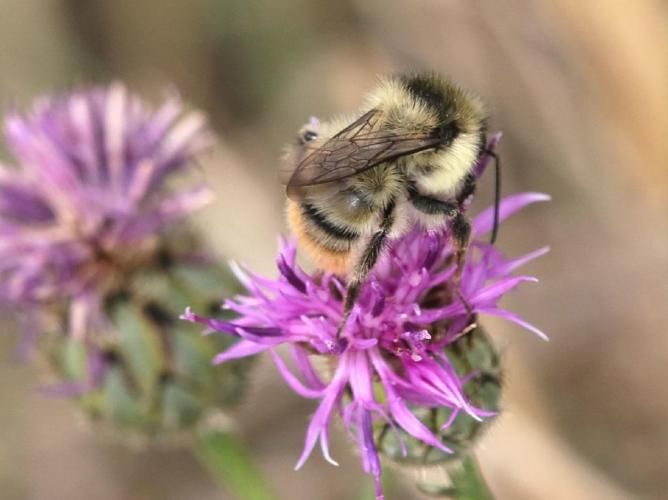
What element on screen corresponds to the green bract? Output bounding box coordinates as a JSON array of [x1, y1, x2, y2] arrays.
[[48, 234, 251, 437], [376, 326, 501, 465]]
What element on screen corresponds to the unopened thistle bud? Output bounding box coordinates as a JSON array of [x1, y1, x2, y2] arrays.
[[0, 84, 252, 436]]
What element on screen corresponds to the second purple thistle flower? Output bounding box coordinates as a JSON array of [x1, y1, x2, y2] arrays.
[[0, 84, 253, 435]]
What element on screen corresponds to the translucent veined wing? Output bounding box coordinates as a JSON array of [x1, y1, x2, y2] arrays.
[[281, 109, 442, 197]]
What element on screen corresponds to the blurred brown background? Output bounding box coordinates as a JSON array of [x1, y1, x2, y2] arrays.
[[1, 1, 666, 499]]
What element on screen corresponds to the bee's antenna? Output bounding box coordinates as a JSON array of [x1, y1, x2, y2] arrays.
[[485, 150, 501, 245]]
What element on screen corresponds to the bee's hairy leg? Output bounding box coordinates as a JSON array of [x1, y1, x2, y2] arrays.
[[450, 211, 471, 283], [407, 185, 474, 324], [336, 199, 396, 340], [446, 211, 477, 336], [407, 185, 471, 279], [456, 172, 477, 205]]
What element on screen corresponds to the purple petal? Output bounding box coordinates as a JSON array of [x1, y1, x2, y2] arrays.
[[358, 408, 383, 500], [492, 246, 549, 277], [212, 340, 270, 364], [387, 392, 452, 454], [269, 350, 324, 399], [0, 182, 54, 223], [473, 192, 551, 237], [294, 374, 346, 470], [181, 306, 284, 340], [181, 307, 241, 336], [351, 338, 378, 350], [480, 307, 549, 341], [422, 231, 441, 270], [319, 427, 340, 467], [471, 276, 538, 305], [347, 350, 375, 403], [291, 346, 325, 390], [277, 255, 306, 294], [441, 408, 461, 430]]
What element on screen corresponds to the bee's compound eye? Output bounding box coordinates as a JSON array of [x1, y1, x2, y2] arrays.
[[302, 130, 318, 142]]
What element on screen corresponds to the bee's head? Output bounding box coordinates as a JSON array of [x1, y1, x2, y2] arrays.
[[280, 116, 322, 188], [296, 116, 320, 145]]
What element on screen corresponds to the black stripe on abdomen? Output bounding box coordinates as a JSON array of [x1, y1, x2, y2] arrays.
[[301, 202, 359, 241]]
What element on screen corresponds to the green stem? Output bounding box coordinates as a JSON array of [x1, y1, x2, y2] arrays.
[[194, 429, 275, 500], [418, 454, 495, 499]]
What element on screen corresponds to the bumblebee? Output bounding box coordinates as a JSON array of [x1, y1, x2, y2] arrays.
[[280, 73, 499, 337]]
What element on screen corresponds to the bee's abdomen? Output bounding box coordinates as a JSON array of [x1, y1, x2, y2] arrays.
[[301, 202, 360, 242], [286, 200, 356, 275]]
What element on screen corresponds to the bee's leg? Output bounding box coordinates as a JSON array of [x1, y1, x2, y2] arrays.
[[336, 199, 396, 339], [456, 172, 477, 205], [407, 185, 471, 281], [451, 213, 477, 336], [450, 211, 471, 284], [407, 187, 475, 328]]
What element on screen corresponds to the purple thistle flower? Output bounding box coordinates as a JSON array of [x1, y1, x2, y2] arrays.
[[0, 83, 214, 340], [183, 137, 549, 499], [0, 84, 256, 437]]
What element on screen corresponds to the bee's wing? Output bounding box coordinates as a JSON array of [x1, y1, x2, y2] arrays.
[[282, 109, 442, 196]]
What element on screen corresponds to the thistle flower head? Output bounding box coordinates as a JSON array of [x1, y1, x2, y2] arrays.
[[0, 84, 252, 435], [0, 83, 213, 336], [183, 136, 549, 498]]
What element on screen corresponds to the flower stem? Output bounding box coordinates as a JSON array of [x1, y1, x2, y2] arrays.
[[418, 454, 495, 499], [194, 429, 275, 500]]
